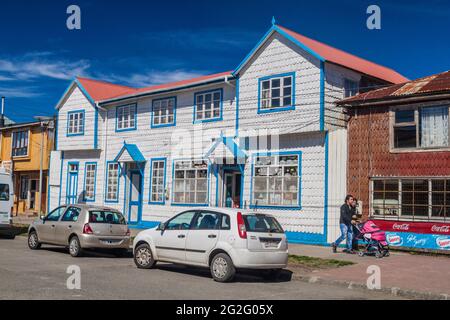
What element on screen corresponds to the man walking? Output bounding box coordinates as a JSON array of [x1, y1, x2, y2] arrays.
[[332, 195, 355, 254]]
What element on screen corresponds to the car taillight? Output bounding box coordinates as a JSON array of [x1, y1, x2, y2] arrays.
[[83, 223, 93, 234], [237, 212, 247, 239]]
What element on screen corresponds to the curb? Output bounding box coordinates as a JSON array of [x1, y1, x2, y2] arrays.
[[292, 273, 449, 300]]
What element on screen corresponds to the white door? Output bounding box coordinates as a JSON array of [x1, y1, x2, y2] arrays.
[[185, 211, 220, 265], [154, 211, 196, 262]]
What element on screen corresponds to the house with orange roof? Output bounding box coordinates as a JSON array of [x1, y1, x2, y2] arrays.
[[49, 21, 407, 245]]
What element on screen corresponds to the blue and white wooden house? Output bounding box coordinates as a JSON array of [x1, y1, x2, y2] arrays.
[[49, 22, 407, 245]]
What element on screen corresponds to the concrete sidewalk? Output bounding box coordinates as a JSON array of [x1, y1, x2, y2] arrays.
[[288, 243, 450, 298]]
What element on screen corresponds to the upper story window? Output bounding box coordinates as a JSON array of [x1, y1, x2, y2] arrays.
[[116, 104, 136, 132], [152, 97, 176, 128], [258, 72, 295, 113], [67, 111, 85, 136], [344, 79, 359, 98], [12, 130, 29, 157], [251, 153, 301, 209], [392, 106, 449, 150], [194, 89, 223, 123]]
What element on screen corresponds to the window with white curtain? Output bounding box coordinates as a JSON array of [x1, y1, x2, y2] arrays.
[[392, 106, 449, 149], [173, 160, 208, 204], [12, 130, 29, 157], [116, 104, 136, 131]]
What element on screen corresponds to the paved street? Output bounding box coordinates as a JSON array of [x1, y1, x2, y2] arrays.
[[0, 236, 400, 300]]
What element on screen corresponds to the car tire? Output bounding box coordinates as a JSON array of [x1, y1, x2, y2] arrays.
[[210, 253, 235, 283], [28, 231, 41, 250], [69, 236, 83, 257], [263, 268, 282, 281], [134, 243, 157, 269]]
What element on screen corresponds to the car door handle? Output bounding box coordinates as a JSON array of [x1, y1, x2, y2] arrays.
[[68, 225, 72, 229], [51, 225, 56, 228], [178, 234, 186, 239], [208, 234, 217, 239]]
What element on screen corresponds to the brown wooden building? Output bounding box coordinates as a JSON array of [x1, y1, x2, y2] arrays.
[[338, 70, 450, 251], [0, 119, 55, 216]]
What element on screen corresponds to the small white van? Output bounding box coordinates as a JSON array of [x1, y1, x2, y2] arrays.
[[0, 167, 14, 239]]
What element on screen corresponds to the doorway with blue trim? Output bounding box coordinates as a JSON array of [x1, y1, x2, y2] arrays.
[[124, 162, 144, 225]]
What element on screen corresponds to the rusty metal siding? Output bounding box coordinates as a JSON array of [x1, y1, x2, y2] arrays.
[[347, 105, 450, 218]]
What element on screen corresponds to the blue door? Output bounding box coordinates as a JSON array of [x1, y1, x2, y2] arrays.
[[128, 170, 142, 224], [66, 163, 79, 204]]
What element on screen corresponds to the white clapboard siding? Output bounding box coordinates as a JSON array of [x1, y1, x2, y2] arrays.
[[57, 86, 96, 151]]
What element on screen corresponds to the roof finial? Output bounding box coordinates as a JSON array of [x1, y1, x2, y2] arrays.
[[272, 16, 277, 26]]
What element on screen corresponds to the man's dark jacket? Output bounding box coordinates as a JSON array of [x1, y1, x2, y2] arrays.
[[339, 204, 354, 226]]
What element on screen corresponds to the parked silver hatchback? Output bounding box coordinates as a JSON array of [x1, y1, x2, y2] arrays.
[[28, 204, 131, 257]]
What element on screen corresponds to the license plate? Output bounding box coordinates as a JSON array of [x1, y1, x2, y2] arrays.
[[100, 239, 120, 245], [264, 242, 279, 248], [0, 213, 9, 224]]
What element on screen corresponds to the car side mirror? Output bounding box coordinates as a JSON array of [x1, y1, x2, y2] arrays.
[[40, 215, 46, 221], [158, 222, 166, 231]]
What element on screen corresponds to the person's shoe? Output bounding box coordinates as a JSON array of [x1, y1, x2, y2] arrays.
[[332, 243, 337, 253]]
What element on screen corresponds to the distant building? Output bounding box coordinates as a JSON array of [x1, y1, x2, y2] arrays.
[[339, 70, 450, 251], [0, 120, 55, 215]]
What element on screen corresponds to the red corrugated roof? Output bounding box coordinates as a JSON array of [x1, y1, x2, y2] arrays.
[[277, 25, 409, 84], [76, 77, 137, 101], [339, 70, 450, 104]]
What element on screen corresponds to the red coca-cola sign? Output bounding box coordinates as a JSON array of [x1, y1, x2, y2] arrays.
[[373, 220, 450, 235]]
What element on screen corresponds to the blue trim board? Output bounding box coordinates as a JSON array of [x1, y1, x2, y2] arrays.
[[127, 168, 144, 225], [204, 136, 247, 160], [148, 158, 167, 205], [193, 88, 224, 124], [151, 96, 177, 128], [74, 79, 96, 106], [257, 72, 296, 114], [58, 151, 64, 206], [66, 109, 85, 137], [235, 77, 240, 138], [104, 161, 121, 203], [249, 151, 302, 210], [319, 61, 325, 131], [322, 131, 329, 241], [115, 103, 137, 132], [171, 158, 211, 207], [83, 162, 97, 202], [114, 142, 146, 163], [94, 106, 99, 149]]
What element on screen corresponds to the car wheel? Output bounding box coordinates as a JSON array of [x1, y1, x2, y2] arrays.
[[28, 231, 41, 250], [69, 236, 83, 257], [134, 243, 156, 269], [210, 253, 235, 283]]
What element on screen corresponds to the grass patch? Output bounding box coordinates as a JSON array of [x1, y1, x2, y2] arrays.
[[288, 255, 355, 269]]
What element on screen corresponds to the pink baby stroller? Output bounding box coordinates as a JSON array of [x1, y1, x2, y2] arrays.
[[355, 220, 390, 258]]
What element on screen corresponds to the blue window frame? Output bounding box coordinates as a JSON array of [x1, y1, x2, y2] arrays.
[[105, 161, 120, 203], [151, 97, 177, 128], [149, 158, 167, 205], [83, 162, 97, 202], [171, 159, 210, 206], [116, 104, 137, 132], [193, 89, 223, 123], [258, 72, 296, 114], [67, 110, 85, 136], [249, 151, 302, 210]]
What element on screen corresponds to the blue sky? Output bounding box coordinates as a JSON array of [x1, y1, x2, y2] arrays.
[[0, 0, 449, 122]]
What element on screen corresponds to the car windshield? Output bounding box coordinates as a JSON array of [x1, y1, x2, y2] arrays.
[[89, 211, 126, 225], [243, 214, 284, 233], [0, 184, 9, 201]]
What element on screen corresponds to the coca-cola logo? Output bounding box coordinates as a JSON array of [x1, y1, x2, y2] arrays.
[[436, 237, 450, 249], [431, 225, 450, 233], [387, 234, 403, 246], [393, 223, 410, 231]]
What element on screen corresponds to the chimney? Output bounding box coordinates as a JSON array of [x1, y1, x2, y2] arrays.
[[0, 97, 5, 127]]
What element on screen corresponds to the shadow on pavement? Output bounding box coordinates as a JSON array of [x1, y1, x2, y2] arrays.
[[35, 246, 133, 259], [155, 263, 293, 283]]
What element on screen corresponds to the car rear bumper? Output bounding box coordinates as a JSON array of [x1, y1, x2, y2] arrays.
[[232, 249, 288, 269], [79, 234, 131, 249]]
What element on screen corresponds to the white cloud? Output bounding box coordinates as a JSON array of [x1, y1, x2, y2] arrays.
[[0, 52, 90, 81], [0, 86, 43, 98], [99, 69, 209, 87]]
